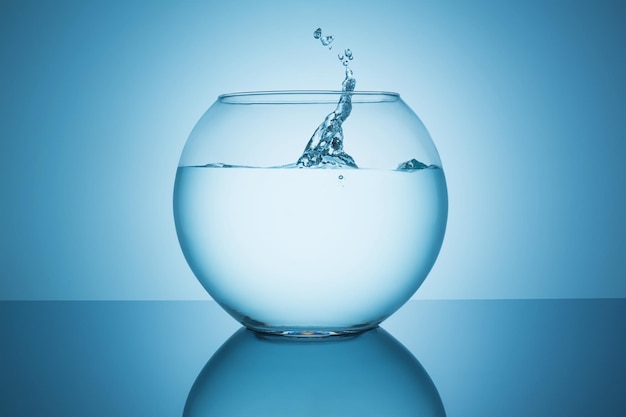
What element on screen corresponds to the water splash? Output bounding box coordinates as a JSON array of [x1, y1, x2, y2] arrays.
[[396, 159, 438, 171], [199, 29, 437, 172], [297, 29, 357, 168]]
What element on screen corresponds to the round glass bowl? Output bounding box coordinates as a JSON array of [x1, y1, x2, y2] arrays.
[[174, 91, 447, 336]]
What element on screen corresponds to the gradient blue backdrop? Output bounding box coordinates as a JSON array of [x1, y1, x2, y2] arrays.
[[1, 0, 624, 300]]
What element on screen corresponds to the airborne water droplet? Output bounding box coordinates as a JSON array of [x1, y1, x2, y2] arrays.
[[338, 175, 344, 180], [345, 48, 353, 59], [320, 35, 334, 48], [338, 53, 344, 60], [313, 28, 322, 39]]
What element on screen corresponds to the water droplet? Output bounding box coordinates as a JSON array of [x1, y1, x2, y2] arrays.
[[338, 175, 344, 180], [313, 28, 322, 39], [320, 35, 334, 47], [338, 53, 344, 60], [345, 49, 352, 59], [342, 58, 349, 66]]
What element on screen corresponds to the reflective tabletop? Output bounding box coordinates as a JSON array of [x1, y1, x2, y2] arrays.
[[1, 299, 624, 416]]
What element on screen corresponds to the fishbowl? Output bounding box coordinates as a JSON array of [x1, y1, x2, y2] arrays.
[[173, 89, 448, 336]]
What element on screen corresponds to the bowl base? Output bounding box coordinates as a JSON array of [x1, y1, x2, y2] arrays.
[[242, 321, 381, 338]]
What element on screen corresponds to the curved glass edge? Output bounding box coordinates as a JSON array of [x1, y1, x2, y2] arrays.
[[218, 90, 400, 104], [218, 301, 387, 337], [242, 320, 385, 338]]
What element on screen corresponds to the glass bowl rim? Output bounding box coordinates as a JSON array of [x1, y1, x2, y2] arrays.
[[218, 90, 400, 104]]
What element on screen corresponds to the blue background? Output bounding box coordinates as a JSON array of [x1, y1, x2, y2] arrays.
[[1, 0, 625, 300]]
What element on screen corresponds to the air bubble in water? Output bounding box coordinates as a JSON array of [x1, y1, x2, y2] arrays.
[[338, 175, 344, 180]]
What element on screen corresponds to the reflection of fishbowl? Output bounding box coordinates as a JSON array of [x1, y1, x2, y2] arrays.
[[183, 327, 446, 416], [174, 90, 448, 335]]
